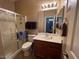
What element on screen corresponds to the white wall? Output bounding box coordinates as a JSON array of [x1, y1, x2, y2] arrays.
[[65, 0, 79, 59], [66, 0, 77, 51], [71, 0, 79, 58]]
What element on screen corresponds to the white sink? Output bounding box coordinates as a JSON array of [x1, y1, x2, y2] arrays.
[[33, 33, 63, 44]]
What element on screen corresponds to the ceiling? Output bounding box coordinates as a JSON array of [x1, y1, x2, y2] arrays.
[[9, 0, 19, 2]]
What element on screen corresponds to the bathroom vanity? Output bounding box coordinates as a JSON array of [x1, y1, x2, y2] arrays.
[[33, 33, 63, 59]]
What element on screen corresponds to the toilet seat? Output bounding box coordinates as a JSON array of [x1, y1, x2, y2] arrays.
[[22, 42, 32, 49]]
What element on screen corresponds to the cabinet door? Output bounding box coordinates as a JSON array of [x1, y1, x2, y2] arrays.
[[33, 40, 62, 59]]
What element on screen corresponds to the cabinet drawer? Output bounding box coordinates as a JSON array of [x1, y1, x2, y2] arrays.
[[34, 40, 62, 49]]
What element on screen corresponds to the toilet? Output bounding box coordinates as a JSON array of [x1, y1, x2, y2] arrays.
[[21, 35, 36, 56], [22, 42, 32, 56]]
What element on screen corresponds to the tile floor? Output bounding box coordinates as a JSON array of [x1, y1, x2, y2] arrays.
[[13, 51, 41, 59], [13, 51, 64, 59]]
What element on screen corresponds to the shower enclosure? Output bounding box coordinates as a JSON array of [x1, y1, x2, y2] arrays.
[[0, 8, 18, 59]]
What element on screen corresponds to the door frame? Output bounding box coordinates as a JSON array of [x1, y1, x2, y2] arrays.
[[44, 16, 55, 33]]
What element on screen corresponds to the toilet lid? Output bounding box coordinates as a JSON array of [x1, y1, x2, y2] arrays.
[[22, 42, 32, 49]]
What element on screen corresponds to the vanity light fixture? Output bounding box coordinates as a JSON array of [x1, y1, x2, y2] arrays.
[[41, 2, 57, 11]]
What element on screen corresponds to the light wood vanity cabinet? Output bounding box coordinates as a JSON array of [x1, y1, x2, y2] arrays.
[[33, 40, 62, 59]]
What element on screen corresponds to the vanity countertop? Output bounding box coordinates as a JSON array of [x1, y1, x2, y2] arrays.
[[33, 33, 63, 44]]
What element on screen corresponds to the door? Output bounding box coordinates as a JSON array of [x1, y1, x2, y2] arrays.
[[46, 17, 54, 33]]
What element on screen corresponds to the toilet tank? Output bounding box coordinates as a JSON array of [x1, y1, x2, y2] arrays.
[[28, 35, 36, 42]]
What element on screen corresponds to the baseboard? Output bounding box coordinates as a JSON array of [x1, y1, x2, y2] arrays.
[[65, 50, 78, 59], [69, 51, 78, 59], [6, 48, 22, 59]]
